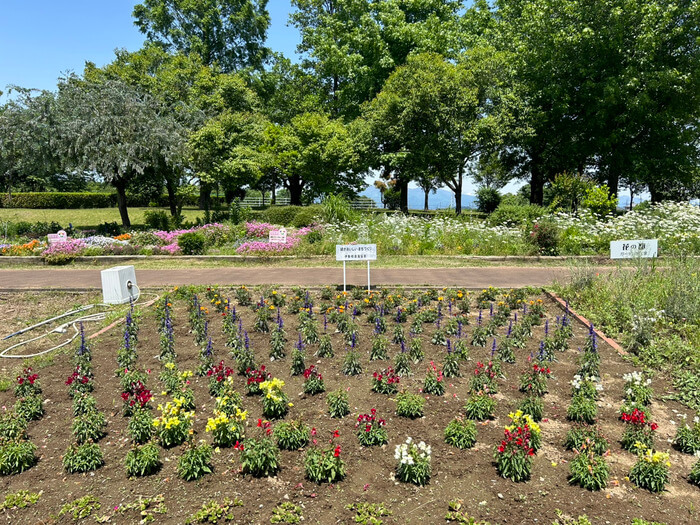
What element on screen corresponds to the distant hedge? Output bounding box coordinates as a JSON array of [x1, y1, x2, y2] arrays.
[[1, 192, 117, 209]]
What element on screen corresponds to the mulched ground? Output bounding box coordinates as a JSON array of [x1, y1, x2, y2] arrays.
[[0, 287, 698, 525]]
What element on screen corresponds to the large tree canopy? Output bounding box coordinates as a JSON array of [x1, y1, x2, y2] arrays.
[[133, 0, 270, 71], [483, 0, 700, 203], [56, 78, 187, 227], [290, 0, 466, 118]]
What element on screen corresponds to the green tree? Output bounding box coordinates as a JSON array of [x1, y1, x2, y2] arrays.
[[263, 112, 363, 205], [486, 0, 700, 203], [290, 0, 466, 118], [0, 88, 65, 196], [55, 78, 186, 227], [133, 0, 270, 71]]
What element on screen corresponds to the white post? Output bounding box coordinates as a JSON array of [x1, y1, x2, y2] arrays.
[[367, 260, 371, 292], [343, 261, 347, 292]]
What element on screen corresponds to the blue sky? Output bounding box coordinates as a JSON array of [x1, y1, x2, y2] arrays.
[[0, 1, 299, 97]]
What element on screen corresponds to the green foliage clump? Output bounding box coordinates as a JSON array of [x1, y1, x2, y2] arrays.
[[0, 439, 38, 475], [59, 495, 101, 521], [327, 389, 350, 418], [444, 418, 477, 449], [177, 231, 207, 255], [476, 187, 501, 214], [0, 490, 42, 510], [274, 420, 311, 450], [185, 498, 243, 524], [395, 391, 425, 419], [568, 451, 609, 491], [63, 442, 103, 473], [178, 441, 213, 481], [125, 442, 161, 477]]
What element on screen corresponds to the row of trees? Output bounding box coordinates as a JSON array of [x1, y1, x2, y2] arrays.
[[1, 0, 699, 225]]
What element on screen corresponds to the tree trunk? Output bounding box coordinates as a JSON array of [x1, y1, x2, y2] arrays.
[[166, 177, 177, 216], [530, 165, 544, 205], [454, 167, 464, 215], [423, 187, 429, 211], [271, 184, 276, 205], [288, 176, 304, 206], [399, 179, 409, 213], [199, 181, 212, 210], [113, 178, 131, 228], [607, 171, 619, 198]]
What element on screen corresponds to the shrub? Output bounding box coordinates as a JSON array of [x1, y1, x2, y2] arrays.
[[292, 205, 322, 227], [177, 232, 207, 255], [476, 187, 502, 214], [1, 192, 116, 209], [528, 219, 560, 255], [488, 203, 545, 227], [0, 440, 38, 475], [582, 185, 618, 217], [125, 442, 161, 477], [567, 394, 598, 424], [444, 418, 477, 449], [143, 210, 171, 230], [321, 194, 357, 223], [262, 206, 303, 226]]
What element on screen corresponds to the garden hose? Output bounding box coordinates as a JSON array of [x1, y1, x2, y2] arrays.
[[0, 287, 158, 359]]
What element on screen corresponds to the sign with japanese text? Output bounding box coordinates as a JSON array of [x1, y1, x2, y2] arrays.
[[335, 244, 377, 261], [269, 228, 287, 244], [610, 239, 658, 259]]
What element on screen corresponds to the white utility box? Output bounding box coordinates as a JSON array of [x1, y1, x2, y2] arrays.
[[101, 265, 138, 304]]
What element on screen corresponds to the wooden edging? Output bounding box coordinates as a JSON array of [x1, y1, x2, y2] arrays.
[[543, 290, 627, 357], [87, 296, 159, 341]]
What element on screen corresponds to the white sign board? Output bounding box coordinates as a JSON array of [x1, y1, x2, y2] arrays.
[[269, 228, 287, 243], [610, 239, 658, 259], [47, 230, 67, 245], [336, 244, 377, 261]]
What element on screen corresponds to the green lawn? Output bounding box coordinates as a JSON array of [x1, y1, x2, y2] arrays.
[[0, 207, 204, 230]]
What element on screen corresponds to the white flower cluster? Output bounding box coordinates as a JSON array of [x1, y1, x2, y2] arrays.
[[623, 371, 651, 387], [394, 436, 431, 466], [570, 374, 603, 391]]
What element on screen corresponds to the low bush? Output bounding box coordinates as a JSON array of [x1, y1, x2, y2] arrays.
[[1, 192, 116, 209], [177, 232, 207, 255], [261, 206, 304, 226], [488, 204, 545, 226]]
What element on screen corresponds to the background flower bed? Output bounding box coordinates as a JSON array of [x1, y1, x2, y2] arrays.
[[1, 201, 699, 259], [0, 286, 695, 524]]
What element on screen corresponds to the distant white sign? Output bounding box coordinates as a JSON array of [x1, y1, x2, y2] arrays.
[[269, 228, 287, 243], [47, 230, 67, 245], [610, 239, 658, 259], [336, 244, 377, 261]]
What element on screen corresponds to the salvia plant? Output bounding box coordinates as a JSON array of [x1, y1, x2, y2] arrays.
[[370, 335, 389, 361], [423, 362, 445, 396], [241, 419, 280, 477], [303, 365, 325, 395], [290, 335, 306, 376], [274, 419, 311, 450], [317, 333, 334, 358], [494, 426, 534, 482], [305, 430, 345, 484]]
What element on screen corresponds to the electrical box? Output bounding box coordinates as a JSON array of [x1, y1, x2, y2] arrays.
[[101, 266, 138, 304]]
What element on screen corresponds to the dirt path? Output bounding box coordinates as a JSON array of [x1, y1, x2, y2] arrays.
[[0, 266, 588, 289]]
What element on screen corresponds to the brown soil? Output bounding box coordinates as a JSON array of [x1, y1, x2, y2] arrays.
[[0, 288, 698, 525]]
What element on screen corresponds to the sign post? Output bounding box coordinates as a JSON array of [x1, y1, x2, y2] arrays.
[[335, 244, 377, 292], [610, 239, 658, 259], [269, 228, 287, 244]]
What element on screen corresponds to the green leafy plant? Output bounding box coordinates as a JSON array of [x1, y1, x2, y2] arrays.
[[395, 437, 431, 486], [178, 231, 207, 255], [274, 420, 311, 450], [0, 439, 38, 475], [370, 335, 389, 361], [205, 403, 246, 448], [623, 371, 654, 405], [674, 416, 700, 454], [689, 457, 700, 487], [317, 334, 334, 358], [464, 393, 496, 421], [346, 502, 392, 524], [302, 365, 325, 395], [186, 498, 243, 524], [519, 363, 550, 397], [14, 395, 43, 422], [518, 396, 544, 422], [178, 440, 213, 481], [71, 411, 107, 444], [356, 410, 388, 447], [569, 449, 609, 490], [241, 420, 280, 478], [444, 417, 477, 449], [444, 500, 492, 524], [153, 396, 194, 447], [629, 445, 670, 493], [270, 502, 303, 524], [14, 368, 40, 397], [125, 441, 161, 477], [564, 426, 609, 456], [620, 409, 657, 452], [63, 441, 104, 473], [423, 361, 445, 396], [128, 406, 155, 444], [372, 367, 400, 395], [394, 349, 412, 376], [0, 490, 42, 510], [59, 495, 101, 521], [327, 389, 350, 418], [395, 391, 425, 419], [567, 394, 598, 424], [342, 349, 363, 376], [305, 431, 346, 484], [0, 412, 28, 441], [260, 378, 290, 419], [494, 426, 534, 482]]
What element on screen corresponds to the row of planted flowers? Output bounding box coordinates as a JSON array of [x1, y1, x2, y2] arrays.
[[3, 285, 700, 498]]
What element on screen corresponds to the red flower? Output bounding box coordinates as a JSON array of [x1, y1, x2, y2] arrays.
[[650, 422, 658, 431], [257, 418, 263, 428], [333, 445, 341, 457], [332, 429, 340, 439]]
